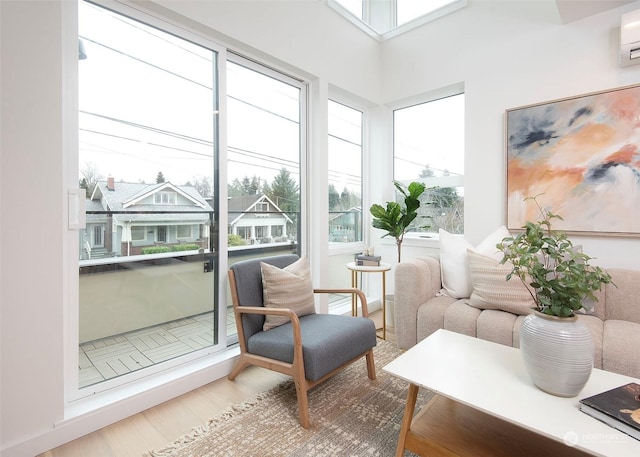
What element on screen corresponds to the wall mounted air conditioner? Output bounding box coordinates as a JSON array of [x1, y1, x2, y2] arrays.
[[621, 9, 640, 66]]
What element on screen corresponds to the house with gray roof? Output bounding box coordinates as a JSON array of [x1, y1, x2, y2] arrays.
[[227, 194, 292, 244], [83, 177, 212, 258]]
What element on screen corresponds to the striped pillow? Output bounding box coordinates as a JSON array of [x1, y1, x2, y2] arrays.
[[467, 249, 535, 316], [261, 257, 316, 331]]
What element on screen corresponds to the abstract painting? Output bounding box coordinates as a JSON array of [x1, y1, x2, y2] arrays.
[[505, 84, 640, 236]]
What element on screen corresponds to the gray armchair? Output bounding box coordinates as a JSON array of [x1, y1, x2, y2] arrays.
[[228, 254, 377, 428]]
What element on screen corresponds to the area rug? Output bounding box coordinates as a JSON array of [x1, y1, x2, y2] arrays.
[[145, 340, 432, 457]]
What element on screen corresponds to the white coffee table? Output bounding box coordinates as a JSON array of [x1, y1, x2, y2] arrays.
[[383, 329, 640, 457]]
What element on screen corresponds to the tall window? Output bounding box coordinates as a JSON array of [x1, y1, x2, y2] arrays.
[[328, 100, 363, 244], [394, 92, 465, 234], [78, 1, 219, 390], [226, 58, 304, 253]]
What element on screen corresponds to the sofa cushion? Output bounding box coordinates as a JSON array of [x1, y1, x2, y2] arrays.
[[467, 250, 535, 315], [261, 257, 316, 331], [577, 314, 604, 370], [417, 294, 458, 343], [605, 269, 640, 325], [477, 309, 519, 347], [439, 226, 511, 299], [443, 300, 481, 338], [603, 320, 640, 378]]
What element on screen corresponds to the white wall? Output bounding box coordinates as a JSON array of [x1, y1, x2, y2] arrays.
[[3, 0, 640, 455], [1, 0, 67, 451], [380, 0, 640, 269]]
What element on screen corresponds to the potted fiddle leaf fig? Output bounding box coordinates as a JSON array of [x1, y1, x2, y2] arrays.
[[370, 181, 427, 263], [496, 195, 613, 397]]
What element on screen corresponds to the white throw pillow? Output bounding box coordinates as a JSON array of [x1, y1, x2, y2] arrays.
[[439, 226, 512, 299], [439, 229, 473, 298], [261, 257, 316, 331]]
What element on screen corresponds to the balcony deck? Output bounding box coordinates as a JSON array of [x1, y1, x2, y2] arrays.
[[78, 295, 353, 388], [78, 309, 233, 388]]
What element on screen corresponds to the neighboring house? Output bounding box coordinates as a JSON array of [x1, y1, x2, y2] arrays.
[[329, 206, 362, 243], [227, 194, 293, 244], [83, 177, 212, 258]]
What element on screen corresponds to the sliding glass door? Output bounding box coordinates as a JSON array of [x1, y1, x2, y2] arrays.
[[78, 0, 220, 389]]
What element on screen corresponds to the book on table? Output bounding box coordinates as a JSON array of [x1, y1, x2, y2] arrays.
[[355, 254, 381, 266], [579, 382, 640, 441]]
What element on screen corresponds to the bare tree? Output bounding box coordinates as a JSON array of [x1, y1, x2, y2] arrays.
[[80, 162, 104, 197]]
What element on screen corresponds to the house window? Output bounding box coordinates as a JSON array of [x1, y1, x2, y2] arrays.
[[237, 226, 250, 240], [157, 226, 167, 243], [393, 91, 465, 234], [131, 226, 145, 241], [271, 225, 283, 237], [93, 225, 103, 247], [255, 226, 268, 238], [177, 225, 191, 238], [154, 192, 176, 205], [77, 0, 220, 393], [328, 100, 363, 244], [255, 202, 268, 212]]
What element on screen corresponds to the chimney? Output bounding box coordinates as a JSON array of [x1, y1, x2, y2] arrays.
[[107, 176, 115, 191]]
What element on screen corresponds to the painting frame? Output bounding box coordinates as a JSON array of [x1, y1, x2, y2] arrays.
[[505, 83, 640, 237]]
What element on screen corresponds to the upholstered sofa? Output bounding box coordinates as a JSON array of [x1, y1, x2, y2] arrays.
[[394, 254, 640, 380]]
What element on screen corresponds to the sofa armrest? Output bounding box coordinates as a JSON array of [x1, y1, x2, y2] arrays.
[[394, 256, 442, 349]]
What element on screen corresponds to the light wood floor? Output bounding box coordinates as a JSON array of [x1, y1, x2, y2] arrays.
[[40, 311, 393, 457]]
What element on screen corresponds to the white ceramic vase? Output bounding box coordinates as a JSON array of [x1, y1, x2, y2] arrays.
[[520, 311, 594, 397]]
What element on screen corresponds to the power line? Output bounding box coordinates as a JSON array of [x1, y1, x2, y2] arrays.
[[79, 35, 213, 92]]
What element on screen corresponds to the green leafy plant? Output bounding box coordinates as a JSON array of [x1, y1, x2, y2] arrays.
[[171, 243, 200, 252], [370, 181, 427, 262], [496, 196, 613, 317], [141, 246, 171, 255]]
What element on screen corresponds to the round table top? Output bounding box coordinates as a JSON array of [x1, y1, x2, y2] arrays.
[[347, 261, 392, 272]]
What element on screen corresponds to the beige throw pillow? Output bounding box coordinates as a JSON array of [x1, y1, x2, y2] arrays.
[[439, 226, 511, 299], [261, 257, 316, 331], [467, 249, 535, 316]]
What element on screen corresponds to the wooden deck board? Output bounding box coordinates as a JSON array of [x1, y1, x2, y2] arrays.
[[79, 311, 219, 388]]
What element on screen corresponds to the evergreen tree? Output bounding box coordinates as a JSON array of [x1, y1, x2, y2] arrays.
[[267, 168, 299, 213], [328, 183, 340, 210], [80, 178, 89, 197], [156, 171, 165, 183]]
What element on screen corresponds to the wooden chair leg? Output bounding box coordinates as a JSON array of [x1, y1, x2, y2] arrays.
[[366, 349, 376, 380], [228, 354, 250, 381], [294, 380, 311, 429]]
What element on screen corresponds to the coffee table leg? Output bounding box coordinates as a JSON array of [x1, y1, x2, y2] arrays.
[[396, 383, 419, 457]]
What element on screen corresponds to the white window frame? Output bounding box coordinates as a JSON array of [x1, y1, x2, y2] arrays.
[[177, 225, 192, 239], [327, 91, 369, 256], [390, 82, 465, 240], [154, 191, 176, 205], [131, 226, 146, 241]]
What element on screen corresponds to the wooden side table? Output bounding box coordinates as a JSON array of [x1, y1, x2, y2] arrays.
[[347, 261, 391, 340]]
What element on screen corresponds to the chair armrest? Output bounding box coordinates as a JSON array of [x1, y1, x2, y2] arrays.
[[314, 288, 369, 316], [233, 306, 303, 347], [394, 256, 442, 349]]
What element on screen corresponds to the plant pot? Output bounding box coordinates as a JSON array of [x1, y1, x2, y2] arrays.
[[519, 311, 594, 397]]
